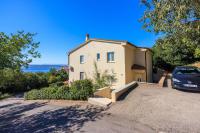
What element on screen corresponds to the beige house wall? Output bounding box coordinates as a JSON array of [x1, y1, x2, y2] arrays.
[[146, 50, 153, 82], [124, 45, 136, 84], [134, 49, 145, 67], [134, 49, 146, 82], [69, 41, 126, 88], [68, 39, 153, 87]]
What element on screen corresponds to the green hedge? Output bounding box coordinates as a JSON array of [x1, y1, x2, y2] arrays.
[[0, 69, 49, 93], [0, 67, 69, 94], [48, 68, 69, 84], [0, 92, 11, 100], [25, 79, 94, 100]]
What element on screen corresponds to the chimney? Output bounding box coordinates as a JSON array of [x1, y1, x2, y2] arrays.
[[85, 34, 89, 41]]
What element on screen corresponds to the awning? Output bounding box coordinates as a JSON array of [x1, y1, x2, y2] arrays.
[[131, 64, 146, 70]]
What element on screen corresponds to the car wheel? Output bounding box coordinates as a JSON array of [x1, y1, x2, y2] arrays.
[[171, 82, 175, 89]]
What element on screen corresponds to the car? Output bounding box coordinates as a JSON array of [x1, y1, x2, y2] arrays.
[[171, 66, 200, 91]]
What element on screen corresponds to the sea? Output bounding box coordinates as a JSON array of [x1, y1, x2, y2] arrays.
[[22, 64, 67, 73]]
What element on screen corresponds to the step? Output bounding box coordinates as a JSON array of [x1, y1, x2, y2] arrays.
[[88, 97, 112, 107]]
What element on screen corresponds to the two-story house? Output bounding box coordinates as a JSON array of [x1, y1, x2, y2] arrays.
[[68, 34, 152, 88]]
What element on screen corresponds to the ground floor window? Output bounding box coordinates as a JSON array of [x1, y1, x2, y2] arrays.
[[80, 72, 84, 80]]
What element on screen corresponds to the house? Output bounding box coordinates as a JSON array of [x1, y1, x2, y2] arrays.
[[68, 34, 152, 88]]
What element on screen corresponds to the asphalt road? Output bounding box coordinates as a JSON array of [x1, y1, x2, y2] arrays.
[[1, 83, 200, 133]]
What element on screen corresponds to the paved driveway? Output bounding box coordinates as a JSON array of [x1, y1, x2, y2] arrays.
[[1, 84, 200, 133]]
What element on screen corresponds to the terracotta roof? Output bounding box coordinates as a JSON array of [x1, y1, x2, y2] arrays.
[[131, 64, 146, 70], [68, 38, 152, 55]]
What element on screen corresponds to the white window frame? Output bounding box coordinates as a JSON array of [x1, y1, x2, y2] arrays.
[[97, 53, 100, 61], [107, 52, 115, 62], [80, 55, 84, 64], [80, 72, 84, 80]]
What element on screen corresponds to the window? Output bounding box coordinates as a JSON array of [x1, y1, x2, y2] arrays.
[[97, 53, 100, 61], [107, 52, 115, 62], [97, 73, 100, 78], [80, 72, 84, 80], [80, 55, 84, 64], [175, 68, 200, 75]]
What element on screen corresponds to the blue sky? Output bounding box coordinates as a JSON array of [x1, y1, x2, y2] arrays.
[[0, 0, 157, 64]]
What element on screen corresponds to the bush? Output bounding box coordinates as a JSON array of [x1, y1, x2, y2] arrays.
[[48, 68, 68, 84], [0, 69, 49, 93], [0, 69, 25, 93], [49, 81, 64, 87], [0, 92, 11, 100], [70, 80, 94, 100], [0, 67, 69, 94], [25, 79, 94, 100], [93, 62, 117, 90], [24, 73, 49, 90]]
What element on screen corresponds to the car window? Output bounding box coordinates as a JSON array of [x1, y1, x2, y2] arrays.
[[175, 68, 200, 75]]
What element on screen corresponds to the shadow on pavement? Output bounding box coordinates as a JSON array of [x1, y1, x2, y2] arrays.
[[0, 102, 110, 133], [0, 102, 21, 109], [118, 83, 138, 101]]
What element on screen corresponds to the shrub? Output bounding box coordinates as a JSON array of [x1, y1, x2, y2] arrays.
[[49, 81, 64, 87], [0, 92, 11, 100], [93, 62, 117, 90], [25, 79, 94, 100], [0, 69, 26, 93], [56, 69, 69, 82], [48, 75, 58, 84], [0, 67, 69, 94], [24, 73, 49, 90], [70, 79, 94, 100], [0, 69, 49, 93], [48, 68, 68, 84], [25, 86, 70, 100]]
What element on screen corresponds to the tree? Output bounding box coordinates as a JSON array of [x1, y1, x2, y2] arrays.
[[141, 0, 200, 67], [0, 31, 41, 69]]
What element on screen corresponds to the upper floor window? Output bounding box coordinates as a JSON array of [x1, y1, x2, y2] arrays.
[[97, 53, 100, 61], [80, 55, 84, 64], [107, 52, 115, 62]]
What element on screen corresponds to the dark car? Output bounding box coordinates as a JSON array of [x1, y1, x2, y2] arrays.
[[171, 66, 200, 91]]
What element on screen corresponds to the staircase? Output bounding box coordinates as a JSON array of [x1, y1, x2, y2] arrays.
[[88, 97, 112, 107]]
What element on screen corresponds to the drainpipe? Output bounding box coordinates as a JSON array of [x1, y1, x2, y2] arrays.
[[145, 50, 147, 82], [68, 53, 70, 68]]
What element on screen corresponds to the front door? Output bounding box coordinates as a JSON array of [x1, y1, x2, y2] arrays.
[[135, 74, 142, 82]]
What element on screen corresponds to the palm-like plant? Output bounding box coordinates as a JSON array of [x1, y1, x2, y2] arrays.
[[93, 62, 116, 90]]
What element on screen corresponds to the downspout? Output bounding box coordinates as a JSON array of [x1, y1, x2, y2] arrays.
[[68, 53, 70, 68], [145, 50, 147, 82], [68, 53, 70, 75]]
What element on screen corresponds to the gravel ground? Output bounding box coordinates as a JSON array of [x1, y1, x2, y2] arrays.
[[1, 83, 200, 133], [105, 83, 200, 133]]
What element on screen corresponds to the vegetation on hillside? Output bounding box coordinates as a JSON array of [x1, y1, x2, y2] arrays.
[[0, 31, 41, 98], [0, 68, 68, 94], [0, 31, 69, 99], [141, 0, 200, 69]]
